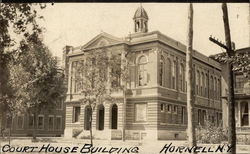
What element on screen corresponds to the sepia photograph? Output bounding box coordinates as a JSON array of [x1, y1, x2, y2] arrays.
[[0, 2, 250, 154]]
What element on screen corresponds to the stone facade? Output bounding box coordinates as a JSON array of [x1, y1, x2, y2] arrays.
[[63, 6, 222, 140]]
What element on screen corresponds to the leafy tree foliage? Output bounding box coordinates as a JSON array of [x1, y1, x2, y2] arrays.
[[77, 50, 110, 107], [210, 51, 250, 75], [0, 3, 46, 116], [10, 32, 66, 113], [0, 4, 66, 140], [8, 32, 66, 140]]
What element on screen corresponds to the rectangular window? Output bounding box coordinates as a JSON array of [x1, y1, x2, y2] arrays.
[[173, 105, 178, 114], [38, 115, 44, 130], [17, 115, 24, 129], [202, 110, 206, 126], [73, 106, 81, 123], [172, 61, 177, 89], [28, 115, 34, 129], [135, 103, 147, 122], [160, 103, 166, 123], [55, 116, 62, 130], [160, 104, 165, 112], [181, 107, 185, 124], [167, 104, 172, 113], [198, 109, 201, 124], [216, 112, 220, 126], [48, 116, 54, 130]]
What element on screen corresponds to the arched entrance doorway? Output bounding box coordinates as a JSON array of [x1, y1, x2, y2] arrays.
[[84, 105, 92, 130], [111, 104, 118, 129], [97, 104, 105, 130]]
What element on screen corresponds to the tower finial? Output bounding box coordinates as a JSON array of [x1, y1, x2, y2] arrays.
[[133, 4, 149, 33]]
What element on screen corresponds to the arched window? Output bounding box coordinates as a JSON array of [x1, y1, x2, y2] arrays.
[[218, 79, 221, 99], [110, 104, 118, 129], [172, 60, 177, 89], [179, 64, 185, 92], [71, 61, 79, 93], [196, 71, 200, 95], [159, 56, 165, 86], [84, 106, 92, 130], [166, 58, 172, 88], [205, 74, 209, 97], [214, 77, 217, 99], [96, 104, 105, 130], [138, 55, 147, 86], [210, 76, 214, 98], [201, 73, 205, 96]]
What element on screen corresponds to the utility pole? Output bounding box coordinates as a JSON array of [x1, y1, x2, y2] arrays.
[[121, 51, 127, 142], [186, 3, 197, 153], [209, 3, 236, 154]]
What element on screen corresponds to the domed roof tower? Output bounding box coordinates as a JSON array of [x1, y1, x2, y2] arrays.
[[133, 5, 149, 33]]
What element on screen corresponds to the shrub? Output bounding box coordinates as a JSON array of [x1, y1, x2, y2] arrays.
[[196, 120, 228, 144], [72, 129, 83, 138]]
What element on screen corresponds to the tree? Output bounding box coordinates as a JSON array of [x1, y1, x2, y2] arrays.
[[0, 3, 46, 133], [211, 51, 250, 75], [75, 47, 130, 145], [75, 49, 110, 145], [8, 32, 66, 140], [186, 3, 197, 153]]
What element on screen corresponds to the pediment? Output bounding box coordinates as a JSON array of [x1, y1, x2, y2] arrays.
[[82, 32, 123, 49]]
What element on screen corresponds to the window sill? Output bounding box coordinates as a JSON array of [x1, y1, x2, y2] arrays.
[[16, 128, 24, 130], [158, 86, 178, 92], [132, 122, 148, 124], [160, 123, 186, 126]]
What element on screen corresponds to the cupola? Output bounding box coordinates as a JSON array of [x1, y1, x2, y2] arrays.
[[133, 5, 149, 33]]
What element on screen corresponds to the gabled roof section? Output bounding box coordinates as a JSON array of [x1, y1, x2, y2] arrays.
[[81, 32, 124, 50]]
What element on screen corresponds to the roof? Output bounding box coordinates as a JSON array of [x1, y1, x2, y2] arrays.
[[236, 47, 250, 54], [133, 5, 148, 20]]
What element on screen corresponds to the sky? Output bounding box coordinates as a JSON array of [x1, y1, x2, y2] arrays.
[[38, 3, 250, 60]]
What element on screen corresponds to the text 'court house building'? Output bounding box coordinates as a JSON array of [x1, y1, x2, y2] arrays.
[[63, 6, 222, 140]]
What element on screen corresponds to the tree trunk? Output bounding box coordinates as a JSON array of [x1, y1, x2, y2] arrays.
[[222, 3, 236, 154], [89, 109, 93, 146], [186, 3, 197, 153], [88, 109, 94, 154], [8, 116, 12, 145]]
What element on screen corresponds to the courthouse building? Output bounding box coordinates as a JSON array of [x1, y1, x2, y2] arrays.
[[63, 6, 222, 140]]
